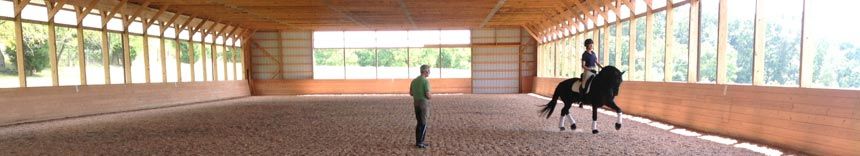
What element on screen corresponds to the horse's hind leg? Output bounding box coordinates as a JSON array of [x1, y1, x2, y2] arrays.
[[559, 102, 575, 131], [591, 106, 599, 134], [607, 101, 623, 130]]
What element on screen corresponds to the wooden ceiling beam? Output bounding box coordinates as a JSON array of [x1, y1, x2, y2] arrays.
[[124, 0, 151, 27], [322, 0, 369, 29], [480, 0, 506, 28], [397, 0, 417, 29], [46, 0, 68, 21], [14, 0, 32, 17], [102, 0, 127, 28], [145, 4, 168, 28], [74, 0, 99, 24]]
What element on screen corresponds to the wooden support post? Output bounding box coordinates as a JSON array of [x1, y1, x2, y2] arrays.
[[142, 21, 151, 83], [121, 16, 132, 84], [688, 0, 699, 83], [100, 11, 111, 84], [629, 17, 637, 80], [75, 6, 88, 85], [799, 0, 812, 87], [13, 0, 27, 87], [752, 0, 765, 85], [665, 1, 674, 82], [173, 25, 182, 82], [603, 25, 610, 65], [276, 30, 284, 79], [645, 8, 653, 81], [615, 21, 622, 69], [716, 0, 728, 84], [46, 1, 61, 86], [223, 38, 228, 80], [160, 27, 167, 82]]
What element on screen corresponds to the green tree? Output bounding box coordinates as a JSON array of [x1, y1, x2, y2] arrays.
[[1, 23, 50, 75]]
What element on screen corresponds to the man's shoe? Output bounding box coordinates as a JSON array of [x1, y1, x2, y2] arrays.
[[415, 143, 428, 148]]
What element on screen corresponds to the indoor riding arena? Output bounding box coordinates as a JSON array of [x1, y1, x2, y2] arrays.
[[0, 0, 857, 155]]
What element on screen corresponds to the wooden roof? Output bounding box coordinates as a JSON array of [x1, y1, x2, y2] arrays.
[[117, 0, 612, 31]]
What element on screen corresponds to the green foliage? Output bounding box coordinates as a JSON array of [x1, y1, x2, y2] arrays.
[[1, 23, 50, 75], [178, 42, 198, 64], [314, 48, 344, 66], [377, 48, 407, 67], [440, 48, 470, 70]]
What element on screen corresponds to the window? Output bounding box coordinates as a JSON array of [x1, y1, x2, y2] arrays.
[[130, 35, 145, 83], [608, 23, 617, 66], [408, 48, 440, 78], [807, 0, 860, 89], [203, 43, 212, 81], [108, 32, 124, 84], [440, 48, 471, 78], [149, 37, 163, 83], [313, 48, 344, 79], [377, 48, 408, 79], [620, 20, 630, 75], [699, 0, 719, 83], [57, 26, 80, 86], [23, 23, 51, 87], [649, 11, 667, 82], [634, 17, 646, 81], [0, 19, 17, 88], [671, 4, 691, 82], [217, 45, 226, 81], [165, 39, 177, 82], [761, 0, 802, 86], [225, 45, 236, 80], [179, 41, 192, 82], [83, 29, 104, 85], [726, 0, 755, 84], [236, 46, 244, 80], [345, 48, 376, 79], [558, 38, 575, 78], [193, 41, 203, 81], [312, 30, 470, 79]]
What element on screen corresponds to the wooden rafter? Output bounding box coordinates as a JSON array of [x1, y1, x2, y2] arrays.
[[160, 12, 181, 33], [480, 0, 507, 28], [397, 0, 417, 29], [75, 0, 100, 24], [102, 0, 127, 27], [46, 0, 67, 21], [13, 0, 32, 17], [145, 4, 169, 28], [322, 0, 368, 29], [123, 0, 150, 27]]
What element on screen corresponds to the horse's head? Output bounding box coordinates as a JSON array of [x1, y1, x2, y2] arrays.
[[599, 66, 624, 96]]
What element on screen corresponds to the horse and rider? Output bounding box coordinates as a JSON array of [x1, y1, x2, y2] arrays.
[[540, 39, 626, 134]]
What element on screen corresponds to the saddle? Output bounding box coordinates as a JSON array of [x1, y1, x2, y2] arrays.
[[571, 69, 597, 94]]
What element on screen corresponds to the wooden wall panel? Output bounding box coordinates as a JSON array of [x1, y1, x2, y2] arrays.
[[533, 77, 860, 156], [0, 81, 251, 126], [250, 31, 313, 80], [253, 79, 471, 95]]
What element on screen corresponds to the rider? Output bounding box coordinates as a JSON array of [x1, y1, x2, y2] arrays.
[[580, 39, 603, 93]]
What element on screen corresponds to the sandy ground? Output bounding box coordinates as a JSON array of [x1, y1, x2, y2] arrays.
[[0, 94, 785, 155]]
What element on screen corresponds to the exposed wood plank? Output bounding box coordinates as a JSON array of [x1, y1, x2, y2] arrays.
[[753, 0, 765, 85], [14, 1, 26, 87], [716, 0, 728, 84], [628, 16, 636, 80], [664, 1, 673, 82], [75, 0, 100, 24], [397, 0, 417, 29], [688, 0, 699, 83], [76, 7, 87, 85], [100, 11, 111, 84], [102, 0, 127, 28], [122, 16, 132, 83], [799, 0, 812, 87], [46, 1, 62, 86], [480, 0, 507, 28], [644, 8, 652, 80]]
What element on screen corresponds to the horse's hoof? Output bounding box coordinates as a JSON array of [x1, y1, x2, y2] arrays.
[[559, 127, 565, 131], [592, 130, 599, 134], [570, 124, 577, 130], [615, 123, 622, 130]]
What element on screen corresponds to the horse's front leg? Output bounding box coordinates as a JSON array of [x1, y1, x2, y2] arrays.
[[591, 105, 599, 134], [607, 100, 623, 130]]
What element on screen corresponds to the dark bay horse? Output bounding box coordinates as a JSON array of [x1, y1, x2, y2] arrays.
[[540, 66, 625, 134]]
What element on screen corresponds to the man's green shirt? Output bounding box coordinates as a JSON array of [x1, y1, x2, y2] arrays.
[[410, 76, 430, 101]]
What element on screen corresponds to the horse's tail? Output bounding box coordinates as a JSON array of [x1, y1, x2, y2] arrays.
[[539, 84, 562, 119]]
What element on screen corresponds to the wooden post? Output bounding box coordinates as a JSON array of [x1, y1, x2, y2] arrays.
[[46, 1, 61, 86], [645, 7, 653, 81], [121, 15, 132, 84], [752, 0, 766, 85], [100, 11, 111, 84], [142, 21, 151, 83], [799, 0, 812, 87], [629, 17, 636, 80], [688, 0, 700, 83], [716, 0, 728, 84], [174, 24, 182, 82], [665, 1, 674, 82], [75, 6, 89, 85], [13, 0, 28, 87], [615, 20, 622, 70]]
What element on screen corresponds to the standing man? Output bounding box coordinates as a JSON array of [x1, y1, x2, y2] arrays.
[[410, 64, 432, 148]]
